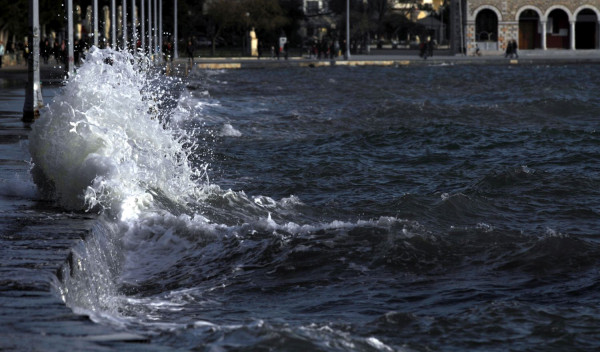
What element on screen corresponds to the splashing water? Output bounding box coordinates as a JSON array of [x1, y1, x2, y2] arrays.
[[29, 47, 207, 218], [22, 56, 600, 351]]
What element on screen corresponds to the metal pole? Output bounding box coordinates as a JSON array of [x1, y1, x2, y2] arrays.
[[174, 0, 178, 58], [122, 0, 127, 49], [153, 0, 157, 61], [458, 0, 464, 55], [141, 0, 145, 52], [111, 0, 117, 49], [93, 0, 98, 46], [67, 0, 74, 75], [345, 0, 350, 59], [23, 0, 43, 122], [147, 0, 152, 57], [131, 0, 137, 50], [159, 0, 163, 62]]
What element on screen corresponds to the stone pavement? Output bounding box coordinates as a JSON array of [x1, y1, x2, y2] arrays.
[[2, 49, 599, 84], [182, 49, 600, 69]]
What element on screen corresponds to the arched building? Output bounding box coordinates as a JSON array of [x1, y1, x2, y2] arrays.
[[457, 0, 600, 53]]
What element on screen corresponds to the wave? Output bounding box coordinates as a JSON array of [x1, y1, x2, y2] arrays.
[[29, 47, 205, 215], [30, 52, 600, 350]]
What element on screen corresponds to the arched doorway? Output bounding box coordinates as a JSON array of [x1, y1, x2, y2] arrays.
[[475, 9, 499, 50], [576, 9, 598, 49], [546, 9, 570, 49], [519, 9, 541, 49]]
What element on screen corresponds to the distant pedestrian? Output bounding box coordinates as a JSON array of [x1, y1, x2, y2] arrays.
[[511, 39, 518, 58], [74, 40, 80, 65], [257, 41, 263, 59], [41, 39, 50, 64], [427, 37, 434, 58], [60, 40, 67, 66], [420, 39, 432, 60], [186, 39, 195, 65], [505, 39, 518, 58], [0, 41, 4, 68], [22, 42, 30, 62], [284, 42, 288, 60], [53, 41, 61, 65]]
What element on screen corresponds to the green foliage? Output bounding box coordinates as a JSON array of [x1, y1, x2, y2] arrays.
[[0, 0, 28, 38], [244, 0, 288, 35], [0, 0, 64, 43]]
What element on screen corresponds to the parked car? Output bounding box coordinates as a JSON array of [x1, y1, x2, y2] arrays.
[[196, 36, 212, 47]]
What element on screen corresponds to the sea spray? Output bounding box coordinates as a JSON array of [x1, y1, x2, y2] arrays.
[[28, 47, 206, 216], [28, 47, 211, 321]]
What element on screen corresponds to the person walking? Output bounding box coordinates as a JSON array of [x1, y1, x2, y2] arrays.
[[186, 39, 195, 65], [0, 41, 5, 69], [505, 39, 518, 58]]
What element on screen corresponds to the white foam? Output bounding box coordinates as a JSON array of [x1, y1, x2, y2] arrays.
[[29, 47, 206, 217], [219, 123, 242, 137]]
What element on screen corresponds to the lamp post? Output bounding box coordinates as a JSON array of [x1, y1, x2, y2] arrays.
[[141, 0, 145, 51], [67, 0, 74, 75], [132, 0, 137, 50], [93, 0, 98, 46], [122, 0, 127, 49], [147, 0, 152, 56], [153, 0, 158, 61], [159, 0, 163, 61], [174, 0, 178, 58], [23, 0, 43, 122], [346, 0, 350, 60], [111, 0, 116, 49]]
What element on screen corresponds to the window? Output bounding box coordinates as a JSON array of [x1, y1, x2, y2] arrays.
[[306, 1, 320, 14]]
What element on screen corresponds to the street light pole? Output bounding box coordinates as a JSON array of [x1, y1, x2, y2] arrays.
[[93, 0, 98, 47], [147, 0, 152, 56], [67, 0, 74, 75], [174, 0, 178, 59], [111, 0, 117, 49], [23, 0, 43, 122], [132, 0, 137, 51], [141, 0, 145, 52], [122, 0, 128, 49], [346, 0, 350, 60], [153, 0, 158, 61], [159, 0, 163, 62]]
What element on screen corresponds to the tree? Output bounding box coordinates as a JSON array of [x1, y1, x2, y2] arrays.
[[205, 0, 243, 55], [0, 0, 28, 46], [204, 0, 290, 53], [327, 0, 421, 44], [0, 0, 66, 49], [241, 0, 288, 43]]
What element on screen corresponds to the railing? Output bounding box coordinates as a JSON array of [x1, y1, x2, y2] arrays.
[[476, 41, 498, 51]]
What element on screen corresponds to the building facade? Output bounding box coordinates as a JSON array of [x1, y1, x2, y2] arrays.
[[460, 0, 600, 53]]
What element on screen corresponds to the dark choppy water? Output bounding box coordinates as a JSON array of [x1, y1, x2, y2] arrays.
[[3, 52, 600, 351]]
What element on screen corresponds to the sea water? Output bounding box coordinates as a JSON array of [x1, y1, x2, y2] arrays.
[[2, 47, 600, 351]]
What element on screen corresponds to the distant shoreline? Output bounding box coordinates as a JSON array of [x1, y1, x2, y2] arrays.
[[2, 50, 600, 84]]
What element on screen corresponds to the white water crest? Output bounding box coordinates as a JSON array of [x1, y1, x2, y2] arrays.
[[29, 47, 206, 218], [29, 48, 424, 336]]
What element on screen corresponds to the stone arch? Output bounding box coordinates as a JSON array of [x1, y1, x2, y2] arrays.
[[517, 6, 543, 49], [544, 5, 573, 22], [574, 5, 600, 19], [574, 6, 600, 49], [515, 6, 543, 22], [545, 6, 572, 49], [469, 5, 503, 22], [472, 6, 500, 50]]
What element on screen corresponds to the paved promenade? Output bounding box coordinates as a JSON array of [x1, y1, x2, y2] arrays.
[[184, 49, 600, 69], [1, 49, 600, 84]]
